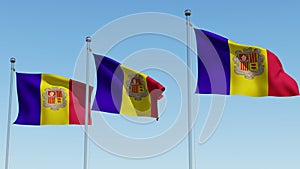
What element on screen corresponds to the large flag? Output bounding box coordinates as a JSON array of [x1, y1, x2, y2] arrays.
[[92, 54, 165, 119], [194, 28, 299, 97], [14, 73, 93, 125]]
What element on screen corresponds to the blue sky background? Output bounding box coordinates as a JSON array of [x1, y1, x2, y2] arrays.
[[1, 0, 300, 169]]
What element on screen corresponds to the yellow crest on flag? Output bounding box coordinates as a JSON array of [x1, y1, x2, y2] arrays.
[[233, 48, 265, 79], [42, 87, 67, 110], [126, 74, 148, 101]]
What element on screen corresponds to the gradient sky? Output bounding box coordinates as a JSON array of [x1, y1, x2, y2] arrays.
[[1, 1, 300, 169]]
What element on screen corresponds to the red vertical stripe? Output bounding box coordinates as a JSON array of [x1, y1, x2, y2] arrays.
[[146, 76, 165, 119], [267, 50, 299, 96], [250, 53, 257, 63], [69, 80, 93, 125], [240, 63, 248, 71], [240, 63, 244, 70]]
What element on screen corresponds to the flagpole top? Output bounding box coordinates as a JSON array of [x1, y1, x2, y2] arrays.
[[86, 36, 92, 43], [10, 57, 16, 63], [185, 9, 191, 16]]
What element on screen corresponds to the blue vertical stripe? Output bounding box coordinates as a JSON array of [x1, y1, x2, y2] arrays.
[[195, 29, 230, 95], [14, 73, 41, 125], [92, 54, 124, 114]]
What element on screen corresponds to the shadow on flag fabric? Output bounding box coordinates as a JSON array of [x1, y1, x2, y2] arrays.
[[194, 28, 299, 97], [14, 73, 93, 125], [92, 54, 165, 119]]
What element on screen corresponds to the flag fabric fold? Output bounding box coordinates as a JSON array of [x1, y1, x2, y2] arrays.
[[194, 28, 299, 97], [14, 73, 93, 125], [92, 54, 165, 119]]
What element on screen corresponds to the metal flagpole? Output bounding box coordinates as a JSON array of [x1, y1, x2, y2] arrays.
[[5, 57, 16, 169], [185, 9, 195, 169], [83, 36, 91, 169]]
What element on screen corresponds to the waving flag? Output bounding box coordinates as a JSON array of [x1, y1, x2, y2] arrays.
[[92, 54, 165, 119], [195, 28, 299, 97], [14, 73, 92, 125]]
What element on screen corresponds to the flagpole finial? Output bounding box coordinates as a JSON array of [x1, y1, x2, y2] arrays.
[[10, 57, 16, 63], [86, 36, 92, 43], [185, 9, 191, 16]]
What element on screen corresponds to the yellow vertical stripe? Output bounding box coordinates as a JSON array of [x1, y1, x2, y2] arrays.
[[119, 65, 152, 117], [40, 74, 70, 125], [228, 40, 269, 96]]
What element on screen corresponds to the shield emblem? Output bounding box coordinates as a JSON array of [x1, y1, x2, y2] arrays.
[[233, 48, 264, 79], [43, 87, 67, 110], [127, 74, 148, 101]]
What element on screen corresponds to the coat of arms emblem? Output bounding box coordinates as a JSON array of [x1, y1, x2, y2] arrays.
[[127, 74, 148, 101], [233, 48, 264, 79], [42, 87, 67, 110]]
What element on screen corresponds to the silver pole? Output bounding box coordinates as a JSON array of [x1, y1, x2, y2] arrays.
[[185, 9, 195, 169], [83, 36, 91, 169], [5, 57, 16, 169]]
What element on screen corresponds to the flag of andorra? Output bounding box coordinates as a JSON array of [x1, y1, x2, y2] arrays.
[[194, 28, 299, 97], [14, 73, 93, 125]]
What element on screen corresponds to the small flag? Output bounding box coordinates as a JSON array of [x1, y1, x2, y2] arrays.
[[194, 28, 299, 97], [14, 73, 93, 125], [92, 54, 165, 119]]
